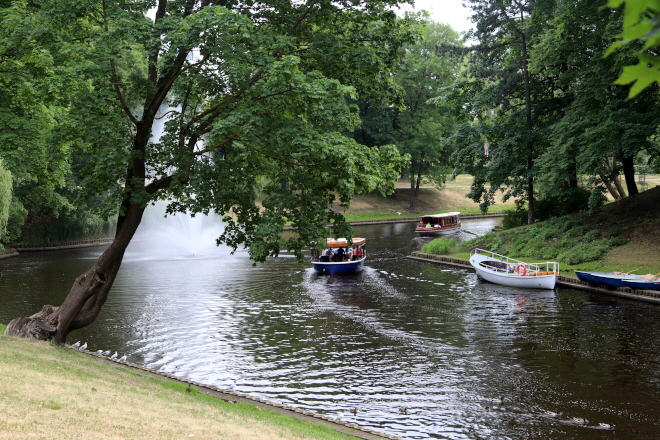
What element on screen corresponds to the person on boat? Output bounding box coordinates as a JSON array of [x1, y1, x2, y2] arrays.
[[346, 247, 353, 261], [322, 247, 332, 262], [354, 247, 363, 259], [334, 247, 345, 262]]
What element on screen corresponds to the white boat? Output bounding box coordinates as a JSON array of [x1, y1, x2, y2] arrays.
[[469, 248, 559, 289], [415, 212, 461, 236]]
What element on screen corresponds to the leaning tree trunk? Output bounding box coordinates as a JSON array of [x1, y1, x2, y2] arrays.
[[598, 173, 621, 200], [5, 202, 145, 344]]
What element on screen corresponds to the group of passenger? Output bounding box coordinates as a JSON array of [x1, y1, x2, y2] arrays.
[[315, 246, 364, 262]]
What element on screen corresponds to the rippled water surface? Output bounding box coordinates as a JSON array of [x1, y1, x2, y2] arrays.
[[2, 218, 660, 439]]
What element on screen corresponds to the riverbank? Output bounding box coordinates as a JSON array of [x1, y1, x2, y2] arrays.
[[0, 331, 395, 440]]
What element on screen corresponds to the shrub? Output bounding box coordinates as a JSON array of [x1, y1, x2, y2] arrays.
[[502, 203, 528, 229], [581, 229, 601, 243], [608, 236, 629, 247], [535, 186, 591, 221], [557, 242, 610, 265], [421, 237, 457, 255], [566, 225, 590, 238]]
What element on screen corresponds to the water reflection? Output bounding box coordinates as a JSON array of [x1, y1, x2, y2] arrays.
[[2, 217, 660, 438]]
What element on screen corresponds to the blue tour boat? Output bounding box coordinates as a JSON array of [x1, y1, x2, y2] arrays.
[[311, 237, 366, 275]]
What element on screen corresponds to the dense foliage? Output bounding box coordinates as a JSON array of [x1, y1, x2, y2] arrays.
[[0, 160, 10, 249], [1, 0, 417, 257], [393, 21, 463, 212], [451, 0, 660, 225]]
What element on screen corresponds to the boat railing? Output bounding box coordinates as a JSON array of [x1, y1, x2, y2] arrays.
[[472, 248, 559, 275]]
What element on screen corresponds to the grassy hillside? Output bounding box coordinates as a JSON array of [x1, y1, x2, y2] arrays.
[[0, 334, 364, 440], [340, 176, 517, 221], [451, 185, 660, 275], [339, 175, 660, 222]]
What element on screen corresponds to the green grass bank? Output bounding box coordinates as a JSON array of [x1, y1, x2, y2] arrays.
[[420, 185, 660, 276], [0, 331, 373, 440]]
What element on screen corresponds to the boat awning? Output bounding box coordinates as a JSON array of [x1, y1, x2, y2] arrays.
[[420, 212, 460, 219], [326, 238, 366, 248]]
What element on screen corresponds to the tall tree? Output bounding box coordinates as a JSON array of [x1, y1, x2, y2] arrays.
[[0, 0, 76, 243], [6, 0, 414, 343], [453, 0, 542, 223], [394, 20, 462, 212], [531, 0, 660, 201], [0, 159, 10, 247]]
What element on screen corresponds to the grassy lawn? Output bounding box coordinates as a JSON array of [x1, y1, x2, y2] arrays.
[[342, 176, 517, 222], [0, 332, 365, 440]]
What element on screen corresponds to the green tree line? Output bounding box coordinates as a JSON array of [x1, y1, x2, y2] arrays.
[[352, 0, 660, 221]]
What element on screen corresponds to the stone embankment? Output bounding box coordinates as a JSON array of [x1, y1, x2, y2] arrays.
[[408, 252, 660, 305], [0, 248, 19, 260], [8, 238, 114, 254]]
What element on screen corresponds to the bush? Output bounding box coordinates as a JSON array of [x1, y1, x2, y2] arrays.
[[557, 242, 610, 265], [608, 236, 629, 247], [535, 186, 591, 221], [581, 229, 601, 243], [502, 203, 528, 229], [566, 225, 590, 238], [421, 237, 457, 255]]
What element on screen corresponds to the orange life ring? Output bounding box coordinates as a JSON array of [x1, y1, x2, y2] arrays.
[[515, 264, 527, 276]]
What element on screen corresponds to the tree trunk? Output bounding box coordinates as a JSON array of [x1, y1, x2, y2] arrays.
[[613, 174, 627, 198], [519, 28, 534, 225], [408, 154, 425, 213], [598, 173, 621, 200], [605, 157, 627, 198], [620, 155, 639, 196], [6, 202, 145, 344]]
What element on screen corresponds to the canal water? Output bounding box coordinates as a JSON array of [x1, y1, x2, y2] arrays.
[[2, 217, 660, 439]]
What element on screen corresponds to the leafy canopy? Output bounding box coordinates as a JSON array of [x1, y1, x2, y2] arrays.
[[35, 0, 416, 261], [607, 0, 660, 96]]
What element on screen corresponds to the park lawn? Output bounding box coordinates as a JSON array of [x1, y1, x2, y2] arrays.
[[0, 332, 364, 440]]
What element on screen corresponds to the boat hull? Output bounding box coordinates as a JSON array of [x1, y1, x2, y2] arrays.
[[470, 251, 558, 290], [575, 271, 599, 283], [622, 279, 660, 290], [312, 258, 365, 275], [415, 225, 461, 236], [575, 271, 647, 287]]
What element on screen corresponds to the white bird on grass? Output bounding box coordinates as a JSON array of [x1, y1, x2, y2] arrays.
[[110, 352, 118, 359], [79, 342, 87, 350], [119, 355, 127, 362], [95, 350, 103, 355], [102, 350, 111, 356], [71, 341, 81, 348]]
